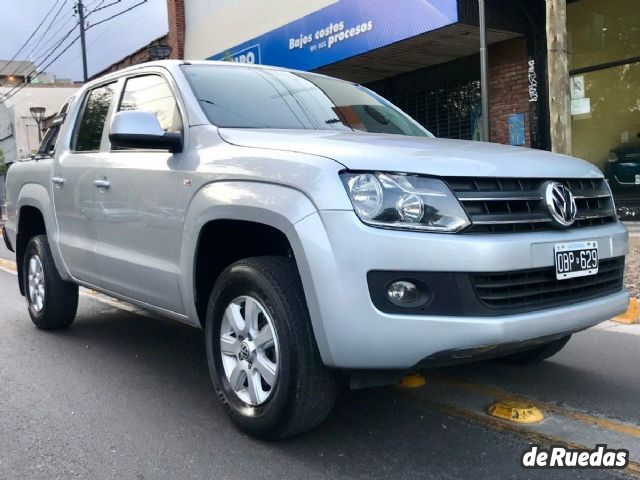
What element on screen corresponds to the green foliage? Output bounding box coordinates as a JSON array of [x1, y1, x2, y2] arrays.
[[0, 149, 6, 176]]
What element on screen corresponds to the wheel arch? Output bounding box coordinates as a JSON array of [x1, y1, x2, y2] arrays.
[[180, 181, 333, 364], [15, 184, 72, 294]]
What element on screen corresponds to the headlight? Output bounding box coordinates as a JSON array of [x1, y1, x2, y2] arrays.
[[340, 172, 470, 232]]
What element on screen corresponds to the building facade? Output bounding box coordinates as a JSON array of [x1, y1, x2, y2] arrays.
[[0, 60, 36, 87], [65, 0, 640, 218], [96, 1, 640, 166], [567, 0, 639, 169], [182, 0, 548, 151], [0, 84, 80, 162]]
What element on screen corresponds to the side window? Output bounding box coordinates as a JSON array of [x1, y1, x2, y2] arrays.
[[119, 75, 182, 132], [74, 83, 116, 152], [38, 100, 71, 156]]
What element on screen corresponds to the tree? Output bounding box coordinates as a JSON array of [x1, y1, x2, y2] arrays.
[[0, 149, 6, 176]]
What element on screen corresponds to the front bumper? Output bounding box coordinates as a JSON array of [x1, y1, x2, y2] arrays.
[[292, 210, 629, 369]]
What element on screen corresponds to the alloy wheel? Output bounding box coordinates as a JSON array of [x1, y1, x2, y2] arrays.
[[220, 295, 280, 406], [28, 255, 45, 312]]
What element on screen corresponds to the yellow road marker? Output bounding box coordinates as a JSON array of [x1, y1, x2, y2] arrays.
[[394, 389, 640, 480], [612, 297, 639, 324], [434, 375, 640, 439], [487, 400, 544, 424], [398, 373, 426, 388]]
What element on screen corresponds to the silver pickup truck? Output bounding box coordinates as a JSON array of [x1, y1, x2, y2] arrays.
[[2, 60, 629, 439]]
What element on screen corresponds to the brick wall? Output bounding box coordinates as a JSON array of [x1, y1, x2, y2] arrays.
[[89, 35, 169, 80], [488, 37, 531, 146], [166, 0, 185, 59]]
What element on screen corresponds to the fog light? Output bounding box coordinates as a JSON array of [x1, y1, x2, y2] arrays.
[[387, 280, 420, 305]]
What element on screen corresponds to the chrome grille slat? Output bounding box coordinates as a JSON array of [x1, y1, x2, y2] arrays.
[[443, 177, 617, 234], [471, 215, 551, 225], [456, 191, 543, 201]]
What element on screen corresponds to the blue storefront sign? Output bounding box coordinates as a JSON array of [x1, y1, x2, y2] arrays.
[[209, 0, 458, 71]]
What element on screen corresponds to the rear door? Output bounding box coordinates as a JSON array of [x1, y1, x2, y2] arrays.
[[52, 83, 117, 283], [92, 72, 186, 313]]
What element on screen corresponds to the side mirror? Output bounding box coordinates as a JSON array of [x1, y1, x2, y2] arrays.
[[109, 110, 182, 153]]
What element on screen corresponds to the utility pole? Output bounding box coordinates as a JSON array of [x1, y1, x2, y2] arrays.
[[77, 0, 88, 82], [478, 0, 490, 142], [546, 0, 571, 154]]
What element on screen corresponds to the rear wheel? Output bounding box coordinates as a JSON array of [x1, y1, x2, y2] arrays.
[[496, 335, 572, 365], [205, 256, 338, 439], [23, 235, 78, 330]]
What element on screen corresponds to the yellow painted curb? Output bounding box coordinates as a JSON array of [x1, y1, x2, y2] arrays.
[[612, 297, 639, 324], [487, 400, 544, 424], [398, 373, 426, 388], [0, 258, 16, 272]]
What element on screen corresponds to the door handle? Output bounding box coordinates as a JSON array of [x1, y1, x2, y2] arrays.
[[93, 179, 111, 189], [52, 177, 65, 186]]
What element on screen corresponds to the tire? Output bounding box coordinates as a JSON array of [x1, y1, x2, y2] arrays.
[[495, 335, 571, 365], [23, 235, 79, 330], [205, 256, 338, 440]]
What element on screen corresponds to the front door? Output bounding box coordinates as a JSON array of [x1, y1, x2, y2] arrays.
[[92, 74, 185, 314]]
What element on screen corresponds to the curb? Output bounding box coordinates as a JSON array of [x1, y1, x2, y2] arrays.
[[612, 297, 639, 324]]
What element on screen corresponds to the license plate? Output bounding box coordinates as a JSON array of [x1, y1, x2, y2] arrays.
[[635, 174, 640, 185], [554, 241, 599, 280]]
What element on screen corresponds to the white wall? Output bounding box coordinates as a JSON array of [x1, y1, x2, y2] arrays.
[[184, 0, 338, 59], [0, 85, 79, 161]]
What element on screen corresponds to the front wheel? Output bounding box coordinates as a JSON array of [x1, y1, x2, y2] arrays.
[[495, 335, 572, 365], [23, 235, 79, 330], [205, 256, 338, 439]]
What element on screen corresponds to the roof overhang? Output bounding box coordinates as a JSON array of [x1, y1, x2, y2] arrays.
[[315, 23, 520, 84]]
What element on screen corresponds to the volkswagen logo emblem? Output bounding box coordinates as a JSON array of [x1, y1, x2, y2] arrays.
[[544, 181, 577, 227], [238, 342, 250, 361]]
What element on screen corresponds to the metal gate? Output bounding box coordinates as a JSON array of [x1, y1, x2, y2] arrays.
[[391, 80, 482, 140]]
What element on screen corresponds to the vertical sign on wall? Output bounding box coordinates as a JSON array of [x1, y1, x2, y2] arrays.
[[508, 113, 526, 146]]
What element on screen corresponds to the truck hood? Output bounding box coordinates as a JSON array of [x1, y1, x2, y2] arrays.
[[218, 129, 603, 178]]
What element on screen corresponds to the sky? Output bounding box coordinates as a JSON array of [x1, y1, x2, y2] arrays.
[[0, 0, 169, 82]]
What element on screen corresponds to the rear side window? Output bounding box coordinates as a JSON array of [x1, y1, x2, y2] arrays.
[[37, 100, 71, 156], [74, 83, 116, 152], [119, 75, 182, 132]]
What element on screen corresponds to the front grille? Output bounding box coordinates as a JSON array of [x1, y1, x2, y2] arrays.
[[471, 257, 625, 311], [444, 177, 617, 233]]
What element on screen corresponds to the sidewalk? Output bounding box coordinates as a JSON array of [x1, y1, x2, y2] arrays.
[[625, 221, 640, 236], [625, 234, 639, 299]]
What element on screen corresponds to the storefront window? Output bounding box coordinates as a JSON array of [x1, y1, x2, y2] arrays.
[[568, 0, 640, 71], [568, 0, 640, 219], [570, 63, 640, 168]]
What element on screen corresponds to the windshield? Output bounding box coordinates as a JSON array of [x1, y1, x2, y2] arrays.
[[181, 64, 432, 137]]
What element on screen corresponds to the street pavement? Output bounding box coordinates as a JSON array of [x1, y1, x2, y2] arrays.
[[0, 240, 639, 479]]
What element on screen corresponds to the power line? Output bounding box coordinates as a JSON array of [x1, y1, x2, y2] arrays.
[[29, 22, 81, 76], [57, 5, 143, 73], [84, 0, 105, 9], [21, 0, 70, 67], [1, 35, 82, 104], [26, 8, 78, 64], [84, 0, 147, 30], [1, 0, 118, 87], [77, 0, 148, 81], [1, 0, 150, 103], [86, 0, 122, 16], [0, 0, 62, 82], [1, 22, 81, 102]]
